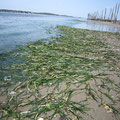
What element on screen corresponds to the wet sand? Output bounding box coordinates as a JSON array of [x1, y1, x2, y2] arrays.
[[0, 26, 120, 120]]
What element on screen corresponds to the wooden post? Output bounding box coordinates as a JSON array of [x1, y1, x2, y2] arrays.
[[115, 3, 120, 22], [111, 8, 114, 21], [101, 10, 103, 20], [114, 3, 118, 22], [104, 8, 107, 20], [108, 8, 112, 21]]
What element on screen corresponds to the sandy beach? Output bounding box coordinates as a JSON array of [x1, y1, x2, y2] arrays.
[[0, 26, 120, 120]]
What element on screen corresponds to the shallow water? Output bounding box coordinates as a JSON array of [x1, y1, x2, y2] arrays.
[[73, 20, 120, 33], [0, 12, 120, 53], [0, 12, 74, 53]]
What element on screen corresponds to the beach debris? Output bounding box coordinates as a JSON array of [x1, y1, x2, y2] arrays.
[[103, 104, 113, 113]]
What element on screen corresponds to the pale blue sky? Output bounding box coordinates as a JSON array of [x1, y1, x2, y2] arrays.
[[0, 0, 120, 19]]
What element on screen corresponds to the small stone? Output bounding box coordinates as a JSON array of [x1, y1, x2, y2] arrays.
[[38, 118, 44, 120], [4, 76, 11, 81], [9, 91, 16, 95]]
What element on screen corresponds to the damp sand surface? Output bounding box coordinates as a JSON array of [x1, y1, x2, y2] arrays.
[[0, 26, 120, 120]]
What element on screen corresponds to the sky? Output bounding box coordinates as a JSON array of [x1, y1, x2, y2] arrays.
[[0, 0, 120, 19]]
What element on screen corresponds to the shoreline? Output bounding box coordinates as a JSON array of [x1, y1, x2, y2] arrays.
[[0, 9, 74, 17], [0, 26, 120, 120]]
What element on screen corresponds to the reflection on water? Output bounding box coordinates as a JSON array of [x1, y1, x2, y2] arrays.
[[73, 20, 120, 33], [0, 12, 120, 54]]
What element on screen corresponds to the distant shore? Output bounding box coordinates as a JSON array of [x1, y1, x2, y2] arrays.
[[0, 9, 73, 17]]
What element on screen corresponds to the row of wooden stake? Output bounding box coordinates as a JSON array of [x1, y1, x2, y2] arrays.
[[88, 3, 120, 22]]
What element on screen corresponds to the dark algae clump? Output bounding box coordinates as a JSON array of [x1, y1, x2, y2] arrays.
[[0, 26, 120, 120]]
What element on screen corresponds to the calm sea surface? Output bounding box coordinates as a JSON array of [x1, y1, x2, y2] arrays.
[[0, 12, 120, 53]]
